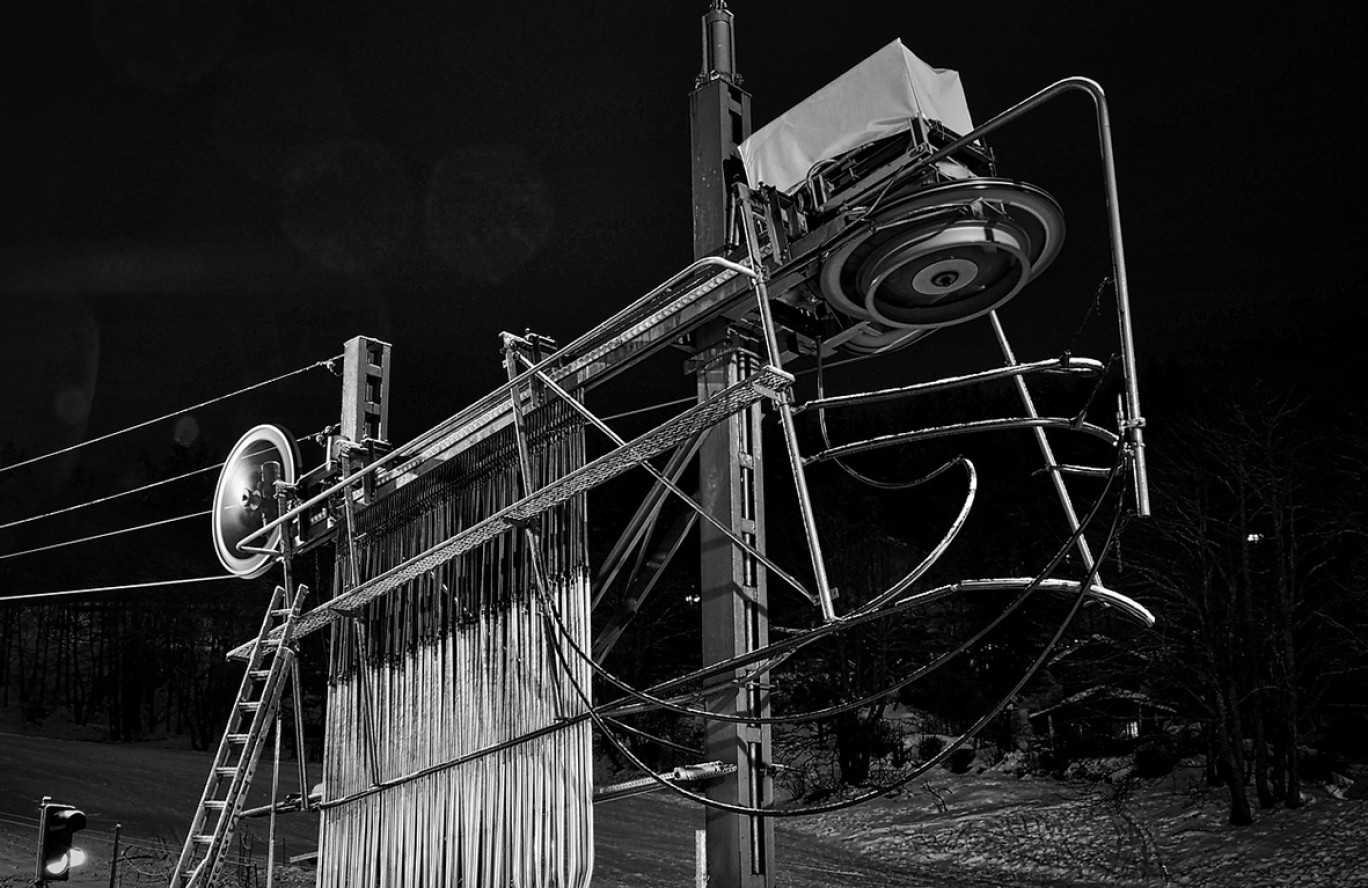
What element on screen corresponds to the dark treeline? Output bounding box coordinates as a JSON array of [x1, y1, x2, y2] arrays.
[[0, 435, 333, 754], [3, 592, 258, 746], [1122, 387, 1368, 822], [0, 569, 332, 753]]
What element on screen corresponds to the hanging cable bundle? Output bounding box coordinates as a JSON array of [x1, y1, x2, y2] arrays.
[[319, 395, 593, 888]]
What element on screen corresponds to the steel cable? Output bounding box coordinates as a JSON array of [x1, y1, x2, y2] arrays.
[[599, 395, 697, 423], [0, 573, 237, 603], [0, 356, 340, 476], [0, 462, 223, 530], [0, 509, 211, 562]]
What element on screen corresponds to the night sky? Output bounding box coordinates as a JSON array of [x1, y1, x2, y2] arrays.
[[3, 2, 1364, 584]]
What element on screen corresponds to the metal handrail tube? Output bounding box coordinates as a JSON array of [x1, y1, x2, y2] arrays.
[[737, 186, 840, 622], [794, 356, 1106, 413], [900, 76, 1148, 514], [806, 416, 1118, 466], [393, 255, 756, 463], [237, 255, 758, 551]]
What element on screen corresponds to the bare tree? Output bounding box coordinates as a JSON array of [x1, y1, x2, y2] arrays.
[[1130, 391, 1368, 824]]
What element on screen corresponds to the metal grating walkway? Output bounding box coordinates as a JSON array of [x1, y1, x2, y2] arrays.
[[229, 364, 791, 659]]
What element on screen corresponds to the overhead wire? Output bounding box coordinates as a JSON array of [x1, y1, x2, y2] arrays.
[[599, 395, 697, 423], [1071, 352, 1119, 429], [0, 360, 334, 602], [0, 462, 223, 531], [0, 509, 211, 563], [0, 355, 340, 477], [0, 573, 238, 603]]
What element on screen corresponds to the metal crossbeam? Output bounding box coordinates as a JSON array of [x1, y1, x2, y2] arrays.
[[379, 258, 755, 485]]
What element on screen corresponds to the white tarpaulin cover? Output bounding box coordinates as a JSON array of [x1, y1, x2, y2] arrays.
[[739, 40, 974, 194]]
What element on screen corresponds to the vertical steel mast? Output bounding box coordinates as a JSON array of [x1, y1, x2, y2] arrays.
[[690, 4, 774, 886]]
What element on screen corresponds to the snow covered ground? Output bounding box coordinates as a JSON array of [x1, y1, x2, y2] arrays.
[[3, 731, 1364, 887], [784, 764, 1368, 887]]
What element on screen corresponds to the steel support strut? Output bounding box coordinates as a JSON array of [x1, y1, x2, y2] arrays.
[[501, 334, 556, 601], [337, 451, 381, 787], [988, 312, 1098, 573], [898, 77, 1149, 515], [510, 350, 814, 607], [736, 185, 838, 623]]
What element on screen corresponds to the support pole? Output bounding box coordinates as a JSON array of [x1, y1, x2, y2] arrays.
[[337, 449, 381, 787], [108, 823, 121, 888], [291, 657, 309, 808], [690, 5, 773, 883], [696, 325, 773, 888], [266, 718, 281, 888]]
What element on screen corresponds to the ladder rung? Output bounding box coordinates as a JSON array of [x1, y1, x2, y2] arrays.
[[175, 585, 308, 888]]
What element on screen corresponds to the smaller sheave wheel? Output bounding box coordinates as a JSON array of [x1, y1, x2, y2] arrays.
[[211, 424, 299, 578]]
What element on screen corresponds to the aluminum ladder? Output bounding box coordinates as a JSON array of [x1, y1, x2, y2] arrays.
[[170, 584, 307, 888]]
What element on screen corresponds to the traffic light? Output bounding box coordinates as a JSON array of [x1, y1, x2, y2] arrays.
[[36, 801, 87, 882]]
